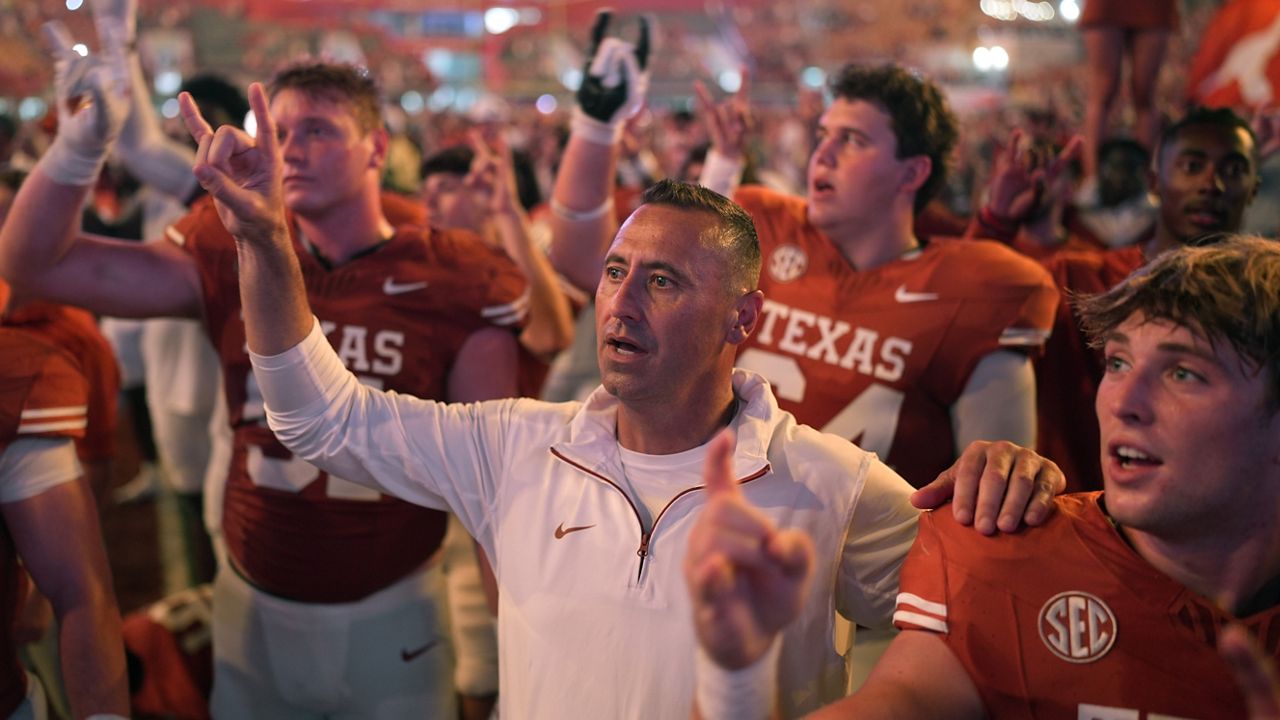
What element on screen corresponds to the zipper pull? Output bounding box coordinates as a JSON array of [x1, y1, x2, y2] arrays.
[[636, 534, 651, 582]]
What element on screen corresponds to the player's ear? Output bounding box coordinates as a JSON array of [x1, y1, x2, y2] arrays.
[[899, 155, 932, 196], [727, 290, 763, 345], [369, 127, 390, 170]]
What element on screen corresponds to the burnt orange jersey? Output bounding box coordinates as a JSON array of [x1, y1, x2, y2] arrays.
[[895, 493, 1278, 719], [3, 302, 118, 462], [734, 186, 1058, 487], [0, 328, 89, 716], [0, 328, 89, 455], [1038, 245, 1147, 492], [123, 585, 213, 720], [381, 189, 428, 229], [167, 198, 528, 602]]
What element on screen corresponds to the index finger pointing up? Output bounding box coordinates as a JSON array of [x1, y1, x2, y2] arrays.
[[702, 428, 739, 498], [178, 91, 214, 146], [735, 64, 751, 102], [247, 83, 278, 157]]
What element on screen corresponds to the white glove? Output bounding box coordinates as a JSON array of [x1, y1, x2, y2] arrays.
[[39, 21, 127, 187], [90, 0, 138, 91]]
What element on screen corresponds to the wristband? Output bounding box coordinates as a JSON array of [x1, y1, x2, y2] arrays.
[[571, 108, 623, 147], [698, 149, 745, 199], [40, 137, 110, 187], [694, 636, 780, 720], [978, 204, 1019, 236], [550, 196, 614, 223]]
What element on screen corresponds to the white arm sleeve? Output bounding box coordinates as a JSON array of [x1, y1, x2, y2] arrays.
[[250, 318, 513, 543], [115, 49, 200, 201], [0, 438, 82, 504], [697, 149, 745, 199], [835, 458, 920, 627], [950, 350, 1037, 451]]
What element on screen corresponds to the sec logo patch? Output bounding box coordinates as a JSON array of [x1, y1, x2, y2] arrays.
[[1038, 591, 1117, 663], [768, 244, 808, 283]]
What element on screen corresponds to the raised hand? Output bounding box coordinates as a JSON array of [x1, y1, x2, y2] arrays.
[[178, 83, 286, 246], [694, 67, 753, 160], [913, 439, 1064, 535], [39, 21, 127, 186], [573, 10, 651, 144], [1248, 106, 1280, 163], [984, 130, 1082, 222], [465, 129, 521, 215], [685, 431, 813, 670], [1220, 623, 1280, 719]]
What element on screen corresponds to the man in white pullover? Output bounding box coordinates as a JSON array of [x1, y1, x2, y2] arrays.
[[185, 83, 1065, 719]]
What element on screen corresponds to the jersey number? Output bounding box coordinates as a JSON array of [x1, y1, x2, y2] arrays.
[[241, 371, 383, 501], [738, 348, 905, 458]]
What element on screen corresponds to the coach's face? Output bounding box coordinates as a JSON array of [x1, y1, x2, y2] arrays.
[[1096, 313, 1280, 541], [596, 204, 742, 406]]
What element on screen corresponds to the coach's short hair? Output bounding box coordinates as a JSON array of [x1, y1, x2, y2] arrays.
[[639, 180, 761, 292]]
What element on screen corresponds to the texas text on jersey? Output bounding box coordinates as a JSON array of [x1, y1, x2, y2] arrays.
[[733, 186, 1058, 486]]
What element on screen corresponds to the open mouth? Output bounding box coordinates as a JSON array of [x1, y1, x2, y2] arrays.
[[1185, 206, 1225, 228], [606, 337, 645, 356], [1112, 445, 1162, 469], [811, 178, 835, 196]]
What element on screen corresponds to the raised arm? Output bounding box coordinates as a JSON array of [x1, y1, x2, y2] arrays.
[[0, 22, 202, 319], [91, 0, 202, 203], [694, 68, 751, 198], [547, 10, 649, 293], [467, 131, 574, 359]]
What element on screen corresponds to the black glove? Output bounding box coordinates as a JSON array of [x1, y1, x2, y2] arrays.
[[572, 10, 651, 144]]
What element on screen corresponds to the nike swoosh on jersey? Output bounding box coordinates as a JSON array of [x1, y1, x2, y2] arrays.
[[894, 284, 940, 303], [383, 278, 429, 295], [401, 638, 440, 662], [554, 522, 596, 539]]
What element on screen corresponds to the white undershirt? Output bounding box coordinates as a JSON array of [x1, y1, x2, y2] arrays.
[[617, 443, 710, 533]]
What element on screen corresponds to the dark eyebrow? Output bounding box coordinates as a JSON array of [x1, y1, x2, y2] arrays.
[[1102, 330, 1130, 347], [602, 254, 693, 285], [1154, 341, 1221, 366], [1104, 330, 1222, 366], [818, 123, 872, 144]]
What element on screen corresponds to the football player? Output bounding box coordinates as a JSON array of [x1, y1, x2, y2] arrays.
[[688, 235, 1280, 719], [0, 328, 128, 718], [0, 35, 526, 720], [552, 59, 1059, 526]]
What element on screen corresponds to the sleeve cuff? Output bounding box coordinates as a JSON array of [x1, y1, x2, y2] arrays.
[[248, 317, 351, 416], [698, 149, 745, 199], [247, 316, 324, 370]]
